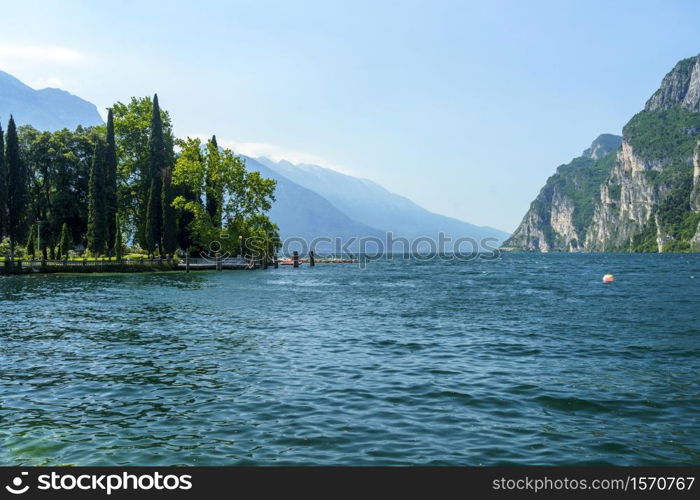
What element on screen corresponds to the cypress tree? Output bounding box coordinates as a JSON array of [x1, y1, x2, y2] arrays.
[[5, 116, 27, 259], [0, 124, 6, 240], [145, 94, 165, 254], [87, 140, 107, 256], [104, 109, 118, 254], [205, 135, 221, 227], [161, 167, 177, 256], [144, 177, 158, 256], [114, 216, 124, 261], [58, 222, 71, 259]]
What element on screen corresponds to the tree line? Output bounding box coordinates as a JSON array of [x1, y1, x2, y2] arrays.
[[0, 95, 279, 262]]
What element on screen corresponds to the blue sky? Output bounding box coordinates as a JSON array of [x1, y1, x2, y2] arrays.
[[1, 0, 699, 231]]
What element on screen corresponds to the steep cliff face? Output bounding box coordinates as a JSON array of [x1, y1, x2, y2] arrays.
[[645, 56, 700, 112], [584, 140, 663, 251], [506, 53, 700, 252], [692, 141, 700, 247], [691, 139, 700, 211], [502, 134, 621, 252]]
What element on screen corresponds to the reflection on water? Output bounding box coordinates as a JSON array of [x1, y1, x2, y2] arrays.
[[1, 254, 699, 465]]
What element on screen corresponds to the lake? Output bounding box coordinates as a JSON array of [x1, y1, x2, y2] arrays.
[[1, 253, 698, 465]]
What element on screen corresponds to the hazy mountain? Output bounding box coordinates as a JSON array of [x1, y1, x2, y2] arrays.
[[256, 158, 509, 246], [242, 156, 386, 250], [0, 70, 103, 131]]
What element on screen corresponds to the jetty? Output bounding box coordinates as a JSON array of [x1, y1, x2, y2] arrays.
[[0, 253, 360, 275], [180, 257, 251, 271], [310, 257, 358, 264]]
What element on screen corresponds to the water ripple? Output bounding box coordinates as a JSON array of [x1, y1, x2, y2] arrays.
[[1, 253, 699, 465]]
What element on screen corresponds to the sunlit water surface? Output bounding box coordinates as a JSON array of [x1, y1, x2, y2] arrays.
[[1, 253, 699, 465]]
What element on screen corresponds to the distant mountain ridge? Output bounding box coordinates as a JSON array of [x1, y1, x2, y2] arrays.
[[256, 157, 509, 246], [242, 156, 386, 249], [0, 70, 103, 130]]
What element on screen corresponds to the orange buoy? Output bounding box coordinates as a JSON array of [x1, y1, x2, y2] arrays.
[[602, 274, 615, 283]]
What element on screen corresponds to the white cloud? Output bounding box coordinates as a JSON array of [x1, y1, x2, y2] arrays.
[[0, 44, 86, 63], [191, 135, 356, 175]]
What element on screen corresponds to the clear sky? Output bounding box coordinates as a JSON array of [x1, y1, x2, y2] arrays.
[[1, 0, 699, 232]]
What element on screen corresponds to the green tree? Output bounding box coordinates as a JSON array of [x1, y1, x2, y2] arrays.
[[171, 197, 220, 253], [19, 125, 102, 254], [205, 135, 223, 228], [58, 222, 71, 259], [172, 137, 204, 254], [111, 96, 172, 247], [0, 124, 6, 240], [173, 138, 206, 198], [221, 154, 276, 222], [5, 116, 28, 259], [172, 144, 277, 256], [22, 127, 56, 259], [241, 214, 281, 261], [4, 95, 278, 265], [161, 167, 177, 256], [144, 177, 158, 256], [145, 94, 167, 254], [114, 216, 124, 261], [87, 139, 107, 255], [104, 109, 118, 254]]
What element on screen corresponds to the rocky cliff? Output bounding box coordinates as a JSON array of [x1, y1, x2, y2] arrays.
[[505, 53, 700, 252], [503, 134, 621, 251]]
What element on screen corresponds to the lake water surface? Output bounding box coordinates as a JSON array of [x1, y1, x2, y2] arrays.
[[1, 253, 699, 465]]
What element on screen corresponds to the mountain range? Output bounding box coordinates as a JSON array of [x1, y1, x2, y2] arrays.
[[0, 69, 507, 250], [505, 53, 700, 252], [0, 70, 103, 131], [253, 158, 508, 248], [241, 156, 386, 247]]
